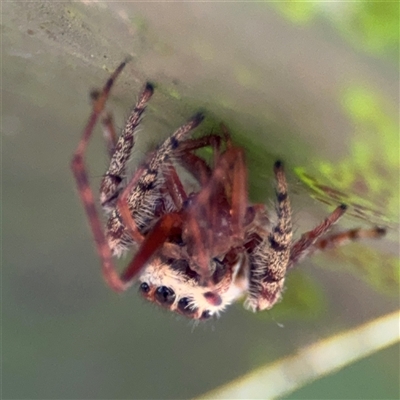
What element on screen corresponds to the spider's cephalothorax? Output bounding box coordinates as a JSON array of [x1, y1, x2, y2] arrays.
[[71, 61, 386, 320]]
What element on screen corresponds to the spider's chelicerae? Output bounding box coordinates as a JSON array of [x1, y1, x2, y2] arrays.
[[71, 60, 386, 320]]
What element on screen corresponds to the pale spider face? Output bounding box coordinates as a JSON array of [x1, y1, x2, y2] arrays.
[[71, 60, 386, 321], [137, 256, 249, 320]]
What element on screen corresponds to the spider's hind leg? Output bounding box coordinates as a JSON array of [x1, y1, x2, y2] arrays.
[[315, 226, 386, 250], [245, 161, 293, 312], [298, 226, 386, 262], [288, 204, 348, 268], [286, 203, 385, 273]]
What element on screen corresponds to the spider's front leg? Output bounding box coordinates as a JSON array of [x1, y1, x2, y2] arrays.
[[246, 161, 293, 312], [100, 82, 154, 210], [71, 60, 132, 292]]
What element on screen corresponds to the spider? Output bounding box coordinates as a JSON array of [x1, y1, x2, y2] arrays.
[[71, 60, 386, 320]]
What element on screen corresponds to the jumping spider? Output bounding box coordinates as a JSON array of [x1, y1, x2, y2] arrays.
[[71, 60, 386, 320]]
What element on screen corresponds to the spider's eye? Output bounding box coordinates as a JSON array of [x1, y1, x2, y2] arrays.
[[201, 310, 212, 320], [139, 282, 150, 294], [177, 297, 196, 315], [155, 286, 176, 305]]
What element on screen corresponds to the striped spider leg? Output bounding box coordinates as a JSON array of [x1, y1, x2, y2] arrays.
[[245, 163, 386, 312]]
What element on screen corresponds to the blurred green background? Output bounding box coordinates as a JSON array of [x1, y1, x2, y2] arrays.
[[3, 2, 399, 399]]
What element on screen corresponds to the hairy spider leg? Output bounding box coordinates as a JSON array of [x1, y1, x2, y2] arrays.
[[118, 165, 185, 264], [246, 161, 293, 311], [115, 113, 205, 238], [117, 113, 205, 220], [115, 114, 206, 284], [288, 204, 347, 268], [71, 59, 130, 292], [99, 81, 154, 289], [100, 82, 154, 208]]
